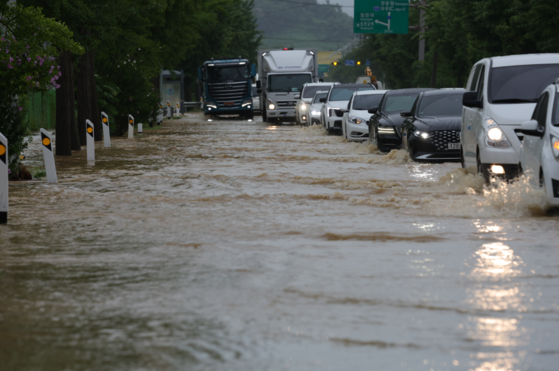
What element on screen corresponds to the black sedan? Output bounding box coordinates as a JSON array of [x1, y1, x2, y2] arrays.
[[400, 89, 465, 162], [367, 88, 435, 152]]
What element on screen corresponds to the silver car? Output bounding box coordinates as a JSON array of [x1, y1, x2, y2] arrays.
[[309, 90, 330, 126], [295, 82, 336, 125]]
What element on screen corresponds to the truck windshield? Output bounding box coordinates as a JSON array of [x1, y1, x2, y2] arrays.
[[268, 74, 312, 93], [207, 65, 250, 83], [382, 94, 420, 113], [417, 94, 464, 117], [330, 86, 375, 101], [352, 94, 383, 110], [303, 86, 327, 99], [490, 64, 559, 104]]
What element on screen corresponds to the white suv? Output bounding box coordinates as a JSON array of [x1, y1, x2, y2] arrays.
[[321, 84, 375, 134], [295, 82, 336, 125], [461, 54, 559, 181]]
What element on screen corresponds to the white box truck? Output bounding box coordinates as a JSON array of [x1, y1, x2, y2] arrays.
[[257, 48, 318, 123]]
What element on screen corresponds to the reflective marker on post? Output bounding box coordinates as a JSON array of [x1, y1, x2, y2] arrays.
[[0, 133, 8, 224], [86, 119, 95, 162], [176, 102, 180, 116], [128, 114, 134, 139], [101, 111, 111, 147], [40, 128, 57, 184], [138, 123, 143, 134]]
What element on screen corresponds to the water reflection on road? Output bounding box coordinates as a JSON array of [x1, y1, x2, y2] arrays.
[[1, 114, 558, 371]]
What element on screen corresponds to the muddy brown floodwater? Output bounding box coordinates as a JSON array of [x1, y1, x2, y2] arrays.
[[1, 113, 559, 371]]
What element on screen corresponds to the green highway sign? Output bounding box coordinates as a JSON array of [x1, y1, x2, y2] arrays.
[[318, 64, 330, 74], [354, 0, 409, 34]]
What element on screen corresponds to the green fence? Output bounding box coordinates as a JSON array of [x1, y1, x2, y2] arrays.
[[26, 90, 56, 131]]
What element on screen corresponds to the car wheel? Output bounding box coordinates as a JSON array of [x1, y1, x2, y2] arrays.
[[477, 149, 490, 183]]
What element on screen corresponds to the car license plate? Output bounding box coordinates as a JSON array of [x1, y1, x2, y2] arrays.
[[448, 143, 460, 150], [224, 102, 235, 106]]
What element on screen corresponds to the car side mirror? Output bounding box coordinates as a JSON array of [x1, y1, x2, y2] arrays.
[[257, 89, 262, 94], [463, 91, 483, 108], [368, 107, 378, 114], [517, 119, 542, 137], [400, 111, 412, 118], [320, 97, 326, 103], [294, 94, 301, 99]]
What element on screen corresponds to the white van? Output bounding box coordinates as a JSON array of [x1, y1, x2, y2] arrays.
[[461, 54, 559, 181]]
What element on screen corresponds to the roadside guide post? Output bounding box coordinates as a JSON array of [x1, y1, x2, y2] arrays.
[[40, 129, 57, 184], [86, 120, 95, 162], [167, 101, 171, 119], [138, 122, 143, 134], [0, 133, 8, 224], [176, 102, 180, 116], [101, 112, 111, 147], [158, 104, 163, 125], [128, 114, 134, 139]]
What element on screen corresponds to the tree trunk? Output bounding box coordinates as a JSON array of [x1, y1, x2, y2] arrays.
[[430, 51, 438, 88], [69, 56, 81, 151], [55, 51, 74, 156], [89, 50, 102, 141], [76, 50, 92, 146]]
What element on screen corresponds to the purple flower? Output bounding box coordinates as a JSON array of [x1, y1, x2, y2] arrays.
[[26, 76, 32, 81], [9, 57, 13, 62], [55, 84, 60, 89], [5, 49, 8, 53], [26, 46, 29, 49], [18, 107, 22, 111], [27, 58, 31, 62], [7, 64, 12, 69]]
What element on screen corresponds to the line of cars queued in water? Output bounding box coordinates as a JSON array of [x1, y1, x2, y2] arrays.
[[291, 53, 559, 208]]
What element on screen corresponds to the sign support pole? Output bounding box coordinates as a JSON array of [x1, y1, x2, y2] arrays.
[[86, 120, 95, 162], [101, 112, 111, 147], [128, 114, 134, 139], [0, 133, 8, 224], [40, 129, 57, 183]]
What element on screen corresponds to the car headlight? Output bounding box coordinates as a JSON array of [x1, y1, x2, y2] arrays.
[[378, 127, 395, 134], [206, 103, 217, 109], [268, 99, 275, 110], [311, 110, 321, 116], [414, 130, 429, 139], [242, 100, 252, 107], [485, 119, 511, 148], [349, 116, 363, 124], [551, 135, 559, 159], [300, 103, 307, 111]]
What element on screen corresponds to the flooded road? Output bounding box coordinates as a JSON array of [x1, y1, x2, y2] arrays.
[[1, 113, 559, 371]]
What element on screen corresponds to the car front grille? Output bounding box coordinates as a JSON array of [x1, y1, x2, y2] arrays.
[[334, 109, 344, 117], [277, 101, 296, 107], [208, 81, 248, 108], [334, 120, 342, 128], [429, 130, 460, 151]]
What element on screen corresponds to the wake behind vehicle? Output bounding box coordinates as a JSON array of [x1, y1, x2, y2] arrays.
[[401, 89, 465, 162], [198, 57, 256, 119], [461, 54, 559, 181], [368, 88, 435, 152], [295, 82, 336, 125], [341, 90, 387, 142], [518, 80, 559, 207], [321, 83, 376, 134], [257, 48, 319, 123]]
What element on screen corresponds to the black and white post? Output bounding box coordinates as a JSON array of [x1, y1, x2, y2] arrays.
[[167, 101, 171, 119], [0, 133, 8, 224], [138, 122, 143, 134], [128, 114, 134, 139], [176, 102, 180, 116], [101, 111, 111, 147], [40, 129, 57, 184], [86, 119, 95, 162]]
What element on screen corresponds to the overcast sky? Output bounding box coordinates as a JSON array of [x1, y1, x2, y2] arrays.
[[317, 0, 354, 17]]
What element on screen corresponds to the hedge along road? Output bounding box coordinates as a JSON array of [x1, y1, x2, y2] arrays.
[[1, 113, 558, 371]]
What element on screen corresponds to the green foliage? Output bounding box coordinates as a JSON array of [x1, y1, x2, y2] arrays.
[[254, 0, 353, 51], [0, 95, 30, 171]]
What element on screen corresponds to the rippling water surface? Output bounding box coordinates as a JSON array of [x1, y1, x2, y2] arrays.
[[1, 114, 558, 371]]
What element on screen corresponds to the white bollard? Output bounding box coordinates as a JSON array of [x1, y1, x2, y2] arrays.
[[0, 133, 8, 224], [138, 123, 143, 134], [101, 111, 111, 147], [176, 102, 180, 116], [40, 128, 57, 184], [86, 119, 95, 162], [128, 114, 134, 139], [167, 101, 171, 119]]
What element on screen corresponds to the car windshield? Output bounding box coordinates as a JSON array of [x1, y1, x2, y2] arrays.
[[268, 74, 312, 93], [330, 86, 375, 101], [313, 92, 328, 104], [251, 86, 258, 96], [352, 94, 383, 110], [303, 86, 328, 99], [490, 64, 559, 103], [206, 65, 250, 83], [417, 94, 464, 117], [382, 94, 420, 113]]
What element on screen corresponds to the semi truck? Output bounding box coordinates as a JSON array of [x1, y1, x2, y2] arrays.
[[257, 48, 318, 123], [198, 57, 256, 119]]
